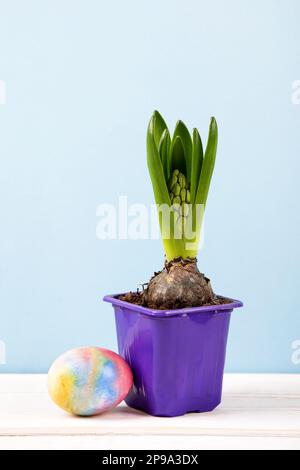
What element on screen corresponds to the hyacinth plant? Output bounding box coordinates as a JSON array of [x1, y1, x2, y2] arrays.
[[147, 110, 218, 261], [120, 110, 219, 309]]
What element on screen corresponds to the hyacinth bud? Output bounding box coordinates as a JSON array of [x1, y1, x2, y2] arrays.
[[168, 173, 177, 191], [172, 183, 181, 196], [172, 196, 181, 205], [178, 173, 186, 189], [169, 169, 191, 221], [180, 188, 186, 202]]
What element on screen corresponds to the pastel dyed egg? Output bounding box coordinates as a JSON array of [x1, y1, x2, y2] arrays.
[[48, 347, 133, 416]]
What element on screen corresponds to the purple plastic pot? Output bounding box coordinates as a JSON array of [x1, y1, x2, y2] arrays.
[[103, 294, 243, 417]]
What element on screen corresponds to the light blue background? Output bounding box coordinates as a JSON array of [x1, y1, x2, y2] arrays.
[[0, 0, 299, 373]]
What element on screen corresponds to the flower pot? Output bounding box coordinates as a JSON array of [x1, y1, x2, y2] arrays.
[[103, 294, 243, 417]]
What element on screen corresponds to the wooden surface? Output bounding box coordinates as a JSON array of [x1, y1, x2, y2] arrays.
[[0, 374, 299, 450]]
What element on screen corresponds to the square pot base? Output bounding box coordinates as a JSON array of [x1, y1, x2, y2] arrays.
[[104, 294, 243, 418]]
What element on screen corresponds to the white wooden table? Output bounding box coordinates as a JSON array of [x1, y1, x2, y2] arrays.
[[0, 374, 299, 450]]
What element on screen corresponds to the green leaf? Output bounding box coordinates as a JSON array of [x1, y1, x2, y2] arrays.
[[158, 129, 171, 182], [152, 110, 168, 149], [170, 136, 186, 175], [147, 114, 179, 260], [170, 121, 192, 181], [195, 117, 218, 207], [190, 128, 203, 204], [186, 118, 218, 258], [147, 115, 170, 207]]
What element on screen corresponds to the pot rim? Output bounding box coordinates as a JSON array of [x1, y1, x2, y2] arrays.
[[103, 293, 243, 318]]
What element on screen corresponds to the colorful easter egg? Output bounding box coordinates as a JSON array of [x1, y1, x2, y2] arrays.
[[48, 347, 133, 416]]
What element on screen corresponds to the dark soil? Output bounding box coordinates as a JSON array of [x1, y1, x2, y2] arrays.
[[118, 257, 233, 310]]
